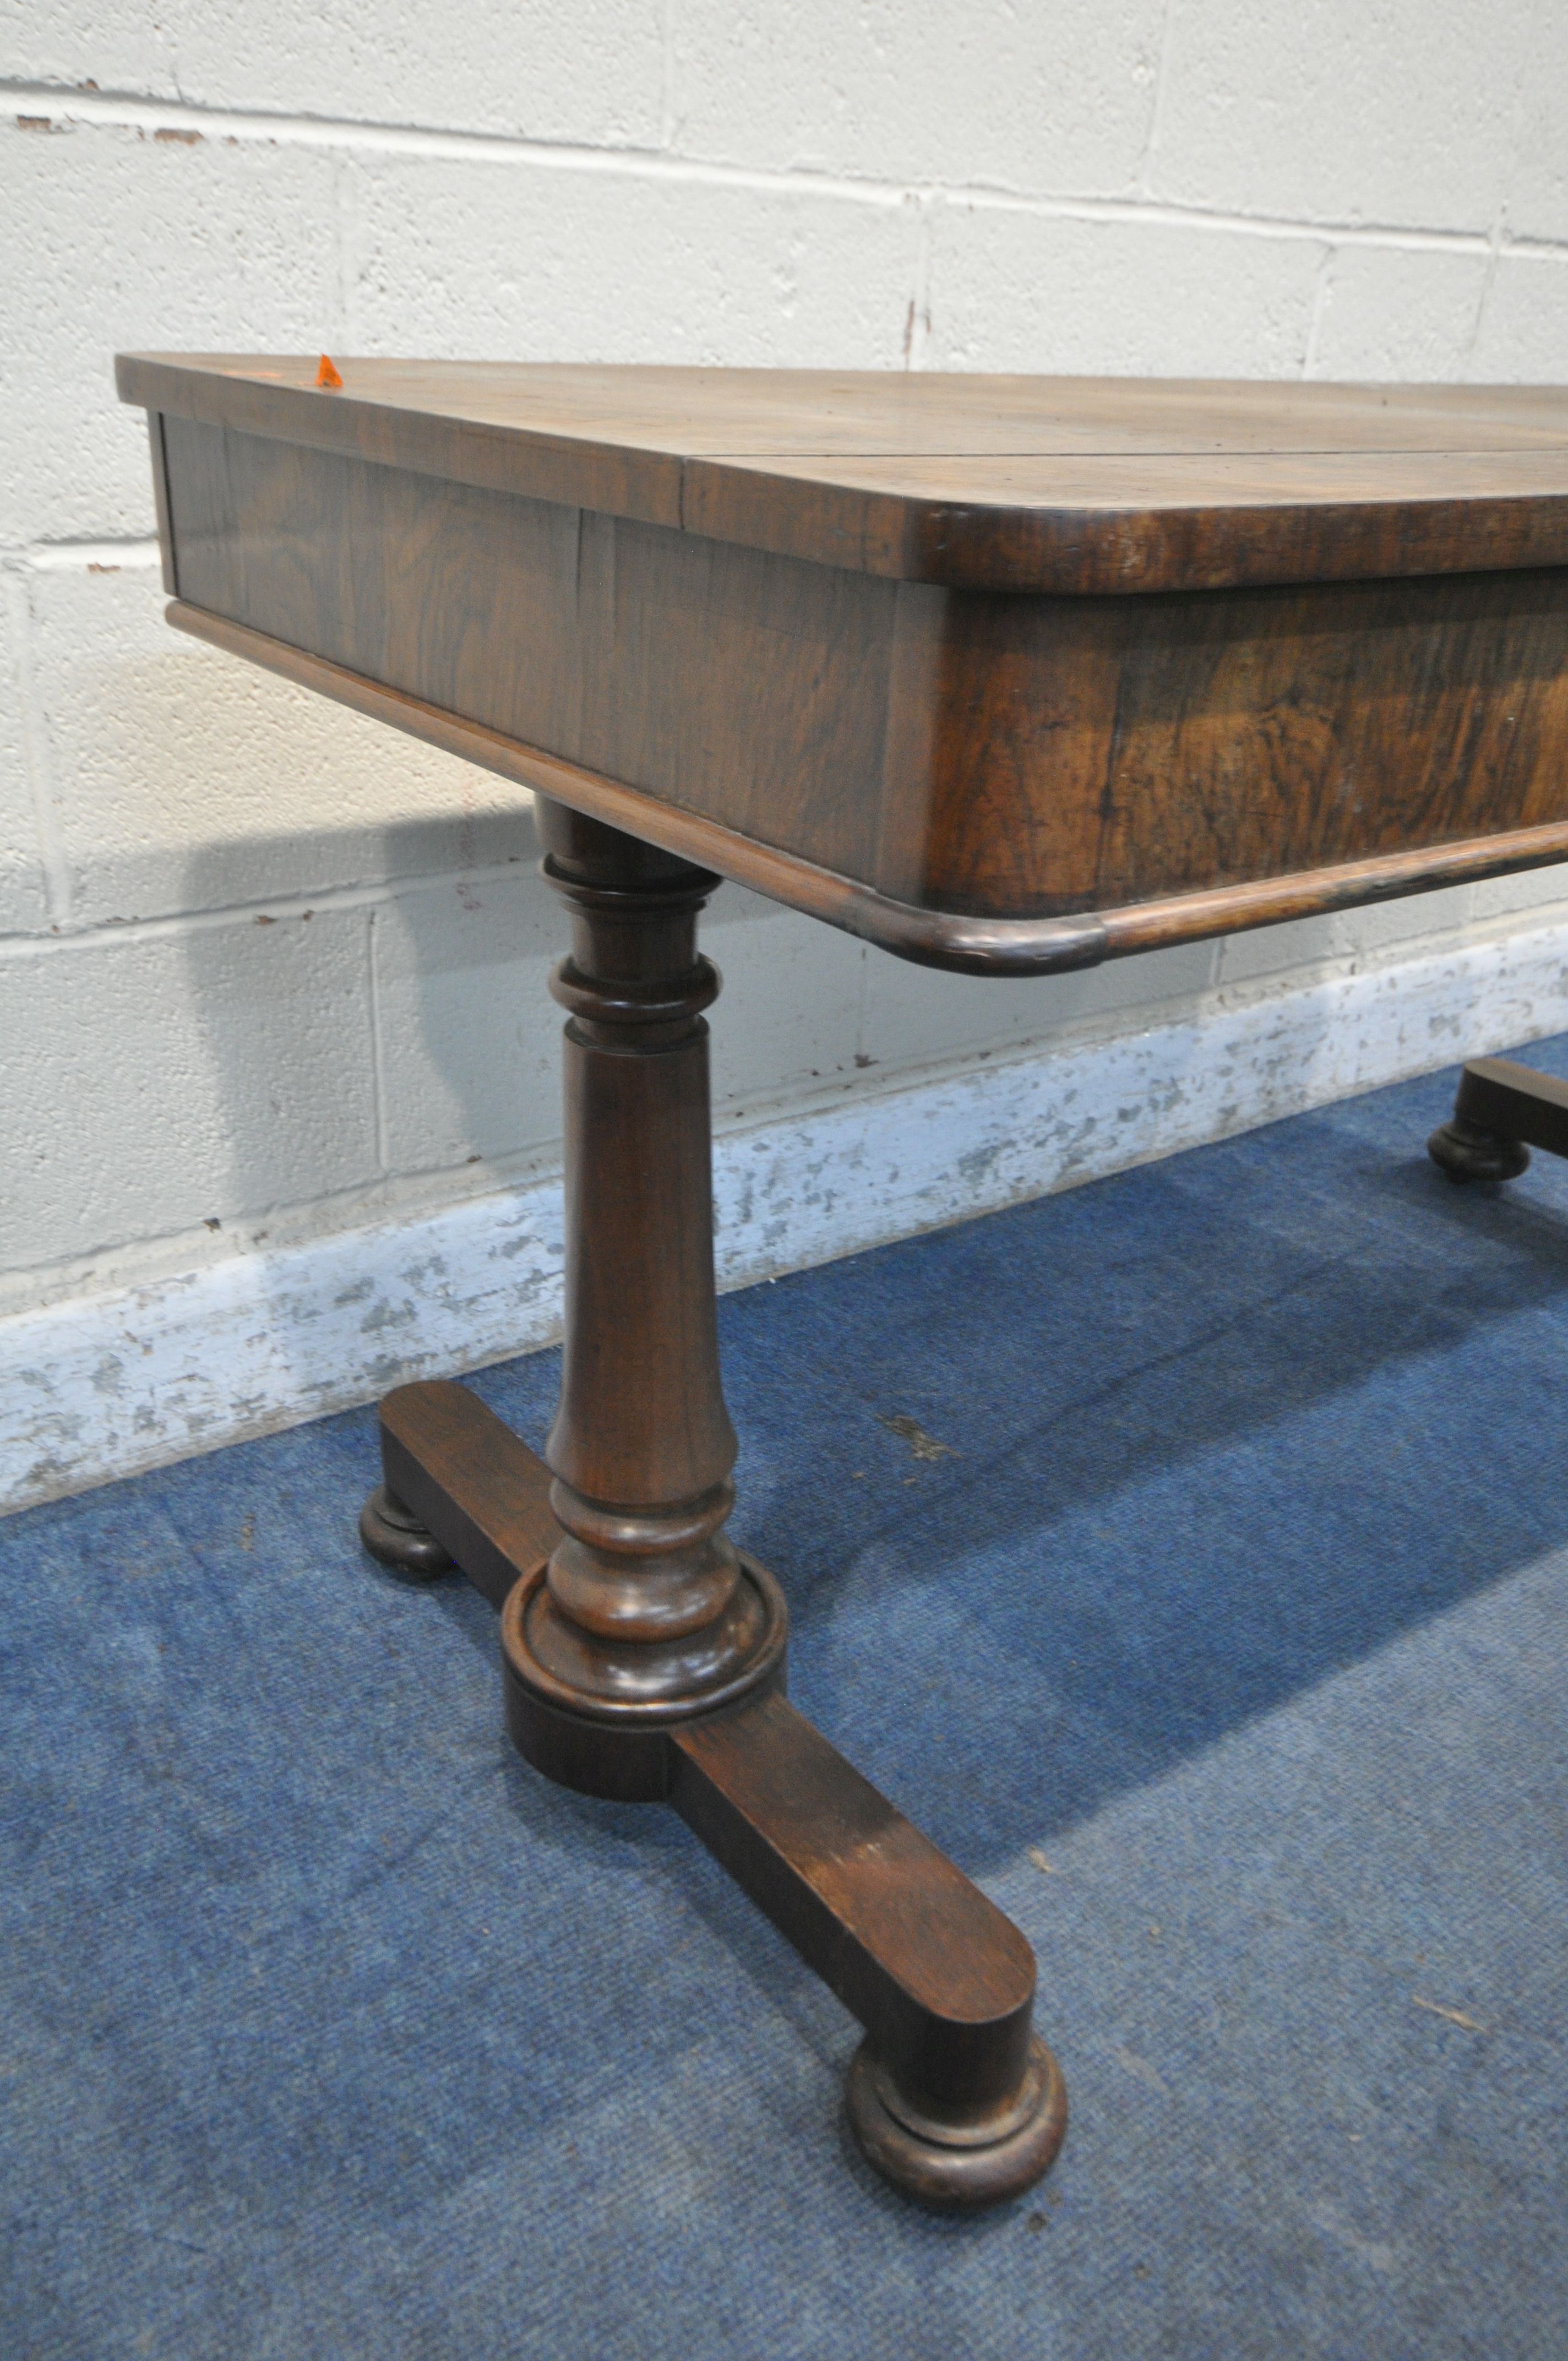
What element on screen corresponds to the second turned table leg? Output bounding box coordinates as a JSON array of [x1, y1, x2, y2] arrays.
[[358, 796, 1068, 2207]]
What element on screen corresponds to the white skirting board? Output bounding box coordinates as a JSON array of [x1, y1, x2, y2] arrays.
[[6, 919, 1567, 1515]]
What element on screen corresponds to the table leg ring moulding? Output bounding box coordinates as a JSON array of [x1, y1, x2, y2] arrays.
[[358, 796, 1068, 2210]]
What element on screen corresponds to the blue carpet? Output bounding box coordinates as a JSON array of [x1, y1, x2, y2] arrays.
[[3, 1044, 1566, 2359]]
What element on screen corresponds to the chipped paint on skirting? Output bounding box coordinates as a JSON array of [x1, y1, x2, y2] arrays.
[[5, 918, 1567, 1514]]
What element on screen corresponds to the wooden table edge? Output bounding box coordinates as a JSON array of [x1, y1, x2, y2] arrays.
[[119, 357, 1568, 595], [169, 597, 1568, 975]]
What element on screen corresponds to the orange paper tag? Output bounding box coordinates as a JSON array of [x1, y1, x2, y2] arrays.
[[315, 353, 343, 389]]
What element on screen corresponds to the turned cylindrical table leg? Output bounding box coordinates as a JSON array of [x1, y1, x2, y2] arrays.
[[500, 802, 786, 1797], [359, 797, 1064, 2205]]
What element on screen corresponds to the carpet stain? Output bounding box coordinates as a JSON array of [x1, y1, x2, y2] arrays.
[[878, 1412, 958, 1462], [1412, 1995, 1490, 2033]]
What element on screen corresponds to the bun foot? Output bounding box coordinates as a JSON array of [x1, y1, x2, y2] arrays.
[[1427, 1117, 1530, 1185], [845, 2034, 1068, 2211], [358, 1483, 455, 1581]]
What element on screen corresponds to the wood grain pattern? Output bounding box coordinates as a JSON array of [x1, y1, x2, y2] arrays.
[[670, 1689, 1036, 2103], [688, 449, 1568, 596], [541, 807, 741, 1641], [896, 569, 1568, 917], [167, 596, 1568, 971], [164, 414, 895, 891], [156, 409, 1568, 936], [118, 355, 1568, 594]]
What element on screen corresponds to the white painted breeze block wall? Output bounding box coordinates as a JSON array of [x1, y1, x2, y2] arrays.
[[3, 6, 1568, 1510]]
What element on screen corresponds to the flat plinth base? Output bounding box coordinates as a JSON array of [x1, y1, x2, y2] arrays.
[[358, 1484, 455, 1581], [845, 2035, 1068, 2209]]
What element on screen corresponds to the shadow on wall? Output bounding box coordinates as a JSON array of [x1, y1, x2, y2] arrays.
[[167, 810, 1362, 1263], [179, 796, 555, 1216], [157, 768, 1564, 1454], [172, 793, 867, 1235], [165, 795, 868, 1430], [170, 802, 556, 1416], [162, 796, 1282, 1437]]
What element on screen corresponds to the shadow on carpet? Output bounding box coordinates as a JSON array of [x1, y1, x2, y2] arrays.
[[3, 1047, 1565, 2359]]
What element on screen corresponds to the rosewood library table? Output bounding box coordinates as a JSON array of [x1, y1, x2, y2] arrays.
[[118, 358, 1568, 2206]]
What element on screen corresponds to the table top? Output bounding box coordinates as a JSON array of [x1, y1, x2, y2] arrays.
[[116, 357, 1568, 594]]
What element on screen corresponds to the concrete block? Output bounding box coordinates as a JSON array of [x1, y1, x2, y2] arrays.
[[371, 866, 562, 1177], [1212, 890, 1472, 995], [1468, 864, 1568, 929], [15, 891, 1568, 1507], [6, 0, 663, 150], [0, 587, 50, 934], [1208, 868, 1568, 999], [706, 891, 867, 1120], [859, 933, 1218, 1077], [924, 205, 1322, 374], [1469, 252, 1568, 380], [0, 905, 380, 1272], [28, 562, 538, 928], [1152, 2, 1530, 235], [374, 875, 872, 1176], [1496, 18, 1568, 243], [1, 0, 170, 94], [344, 153, 919, 365], [0, 117, 342, 543], [1308, 246, 1489, 380], [668, 0, 1164, 198]]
